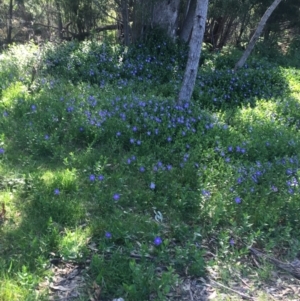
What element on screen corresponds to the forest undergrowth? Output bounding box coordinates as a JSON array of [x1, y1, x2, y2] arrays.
[[0, 37, 300, 300]]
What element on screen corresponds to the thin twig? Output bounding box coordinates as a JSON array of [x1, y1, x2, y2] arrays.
[[210, 279, 253, 300], [188, 280, 194, 301]]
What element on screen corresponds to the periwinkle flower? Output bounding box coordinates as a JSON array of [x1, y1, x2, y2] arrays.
[[44, 135, 49, 140], [202, 189, 211, 197], [130, 138, 135, 144], [139, 166, 145, 172], [113, 193, 120, 201], [116, 131, 121, 137], [229, 238, 235, 246], [0, 148, 4, 154], [89, 174, 96, 181], [54, 188, 60, 195], [98, 175, 104, 181], [167, 164, 172, 171], [150, 182, 156, 190], [31, 104, 36, 111], [153, 236, 162, 246], [105, 231, 112, 238], [235, 197, 242, 204]]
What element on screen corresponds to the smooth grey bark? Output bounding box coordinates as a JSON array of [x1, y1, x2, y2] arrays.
[[178, 0, 209, 103], [7, 0, 13, 44], [235, 0, 283, 70], [152, 0, 181, 40], [121, 0, 130, 46], [179, 0, 197, 43]]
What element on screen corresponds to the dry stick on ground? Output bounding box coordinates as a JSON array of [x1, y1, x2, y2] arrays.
[[208, 279, 253, 300], [250, 247, 300, 279]]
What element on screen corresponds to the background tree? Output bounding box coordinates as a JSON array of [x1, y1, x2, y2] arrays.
[[235, 0, 284, 70]]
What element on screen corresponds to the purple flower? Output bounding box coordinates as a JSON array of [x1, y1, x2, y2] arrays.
[[127, 158, 131, 164], [225, 157, 230, 163], [89, 174, 96, 181], [116, 131, 121, 137], [31, 104, 36, 111], [271, 185, 278, 192], [139, 166, 145, 172], [150, 182, 156, 190], [98, 175, 104, 181], [228, 146, 233, 152], [154, 236, 162, 246], [202, 189, 211, 197], [105, 231, 112, 238], [137, 140, 141, 145], [130, 138, 135, 144], [167, 137, 172, 142], [235, 197, 242, 204], [44, 135, 49, 140], [0, 148, 4, 154], [132, 126, 137, 132], [229, 238, 235, 246], [113, 193, 120, 201], [167, 164, 172, 171], [54, 188, 60, 195]]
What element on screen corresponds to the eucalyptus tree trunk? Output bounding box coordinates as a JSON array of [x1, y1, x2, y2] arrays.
[[55, 0, 63, 40], [235, 0, 283, 70], [152, 0, 181, 40], [121, 0, 130, 46], [178, 0, 209, 103], [179, 0, 197, 43], [7, 0, 13, 44]]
